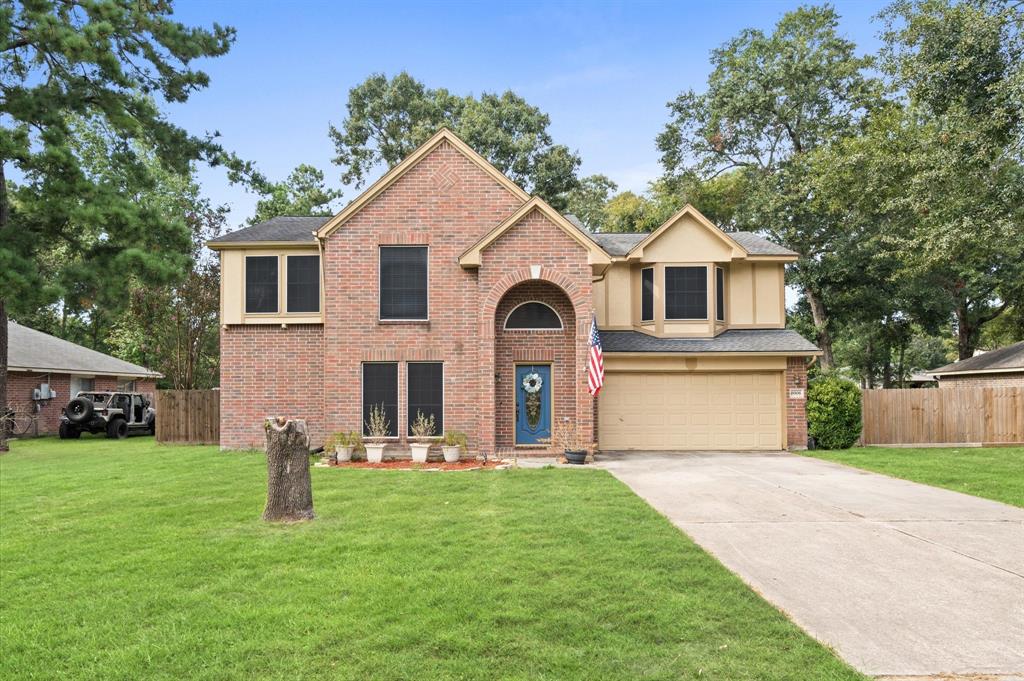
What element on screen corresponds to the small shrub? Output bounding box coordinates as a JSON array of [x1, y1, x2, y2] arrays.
[[365, 404, 390, 441], [807, 375, 862, 449], [442, 430, 468, 450], [410, 410, 436, 440]]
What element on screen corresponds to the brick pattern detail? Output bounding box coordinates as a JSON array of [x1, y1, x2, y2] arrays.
[[220, 324, 324, 449], [6, 371, 156, 435], [319, 140, 526, 456], [785, 357, 809, 450], [937, 373, 1024, 389], [494, 280, 577, 450]]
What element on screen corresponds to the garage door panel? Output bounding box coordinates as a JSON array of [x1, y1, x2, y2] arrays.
[[599, 371, 783, 451]]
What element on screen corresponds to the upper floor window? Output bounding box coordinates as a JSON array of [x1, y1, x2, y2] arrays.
[[245, 256, 278, 313], [665, 266, 707, 320], [286, 255, 320, 313], [504, 302, 562, 330], [641, 267, 654, 322], [380, 246, 428, 320], [715, 267, 725, 322]]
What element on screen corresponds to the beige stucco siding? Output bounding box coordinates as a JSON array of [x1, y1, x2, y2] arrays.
[[219, 247, 322, 325], [637, 213, 737, 262]]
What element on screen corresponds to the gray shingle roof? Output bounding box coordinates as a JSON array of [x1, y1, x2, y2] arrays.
[[601, 328, 819, 354], [7, 321, 161, 378], [930, 341, 1024, 375], [209, 215, 796, 258], [208, 216, 328, 244]]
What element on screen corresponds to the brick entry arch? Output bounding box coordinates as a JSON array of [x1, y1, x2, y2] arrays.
[[478, 267, 594, 456]]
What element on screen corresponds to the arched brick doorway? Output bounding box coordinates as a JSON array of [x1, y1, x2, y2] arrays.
[[493, 280, 577, 451]]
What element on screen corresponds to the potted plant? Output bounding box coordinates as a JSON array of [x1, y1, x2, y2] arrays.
[[550, 423, 592, 465], [441, 430, 467, 463], [364, 404, 390, 463], [409, 410, 436, 463], [327, 430, 356, 463]]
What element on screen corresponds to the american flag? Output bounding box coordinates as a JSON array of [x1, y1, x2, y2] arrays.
[[587, 315, 604, 396]]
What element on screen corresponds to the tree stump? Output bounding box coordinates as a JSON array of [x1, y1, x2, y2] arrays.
[[262, 417, 315, 522]]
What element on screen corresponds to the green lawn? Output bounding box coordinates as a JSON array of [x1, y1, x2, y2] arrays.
[[0, 437, 864, 681], [806, 446, 1024, 508]]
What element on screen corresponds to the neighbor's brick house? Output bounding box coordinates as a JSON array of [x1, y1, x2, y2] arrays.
[[5, 321, 160, 436], [929, 341, 1024, 389], [210, 129, 818, 455]]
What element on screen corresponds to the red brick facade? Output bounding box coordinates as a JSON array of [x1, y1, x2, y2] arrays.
[[785, 357, 809, 449], [217, 138, 812, 453], [5, 371, 156, 436], [937, 372, 1023, 389]]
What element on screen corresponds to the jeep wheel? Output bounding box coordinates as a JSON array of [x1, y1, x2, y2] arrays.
[[59, 422, 81, 440], [106, 418, 128, 440], [66, 397, 94, 424]]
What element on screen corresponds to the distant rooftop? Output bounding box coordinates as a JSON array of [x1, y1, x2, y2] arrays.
[[7, 321, 161, 378], [930, 341, 1024, 376]]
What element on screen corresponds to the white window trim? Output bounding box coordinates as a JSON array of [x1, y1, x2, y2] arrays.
[[715, 266, 726, 322], [244, 254, 280, 314], [285, 254, 321, 314], [361, 362, 400, 439], [406, 361, 444, 438], [378, 245, 429, 322], [664, 264, 710, 321], [503, 301, 564, 331], [640, 267, 655, 323]]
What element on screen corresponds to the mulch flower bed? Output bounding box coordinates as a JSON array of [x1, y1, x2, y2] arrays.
[[322, 459, 509, 471]]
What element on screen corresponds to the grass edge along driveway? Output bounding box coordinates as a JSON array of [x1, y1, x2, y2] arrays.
[[805, 445, 1024, 509], [2, 437, 865, 680]]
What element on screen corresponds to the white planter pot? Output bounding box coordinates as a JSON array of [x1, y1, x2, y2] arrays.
[[365, 443, 386, 463], [410, 442, 431, 463], [442, 446, 461, 463], [335, 444, 353, 463]]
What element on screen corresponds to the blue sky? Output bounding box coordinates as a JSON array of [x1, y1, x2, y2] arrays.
[[168, 0, 889, 228]]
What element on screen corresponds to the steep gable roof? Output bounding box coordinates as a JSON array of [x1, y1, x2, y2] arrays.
[[7, 321, 162, 378], [458, 197, 611, 267], [315, 128, 530, 239], [625, 204, 748, 260]]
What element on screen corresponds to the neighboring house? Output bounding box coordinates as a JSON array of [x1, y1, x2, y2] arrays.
[[5, 321, 161, 435], [208, 129, 819, 453], [906, 372, 938, 388], [929, 341, 1024, 388]]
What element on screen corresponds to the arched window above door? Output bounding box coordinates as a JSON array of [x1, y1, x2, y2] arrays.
[[504, 301, 563, 330]]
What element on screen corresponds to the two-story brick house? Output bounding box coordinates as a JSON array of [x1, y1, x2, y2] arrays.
[[209, 129, 819, 454]]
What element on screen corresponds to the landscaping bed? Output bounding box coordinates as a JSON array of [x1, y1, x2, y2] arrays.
[[321, 458, 508, 471]]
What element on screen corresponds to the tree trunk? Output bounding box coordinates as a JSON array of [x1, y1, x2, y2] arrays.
[[955, 306, 977, 361], [262, 417, 314, 522], [806, 289, 834, 370]]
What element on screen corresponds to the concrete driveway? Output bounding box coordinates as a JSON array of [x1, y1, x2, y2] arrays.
[[597, 451, 1024, 679]]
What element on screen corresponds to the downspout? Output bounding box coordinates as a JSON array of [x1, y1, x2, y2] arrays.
[[314, 230, 326, 320]]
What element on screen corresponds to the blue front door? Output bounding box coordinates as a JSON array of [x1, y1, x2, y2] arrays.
[[515, 364, 552, 445]]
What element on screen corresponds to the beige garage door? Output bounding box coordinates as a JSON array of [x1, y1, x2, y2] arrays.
[[599, 372, 783, 450]]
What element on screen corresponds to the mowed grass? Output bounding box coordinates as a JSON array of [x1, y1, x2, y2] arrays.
[[806, 446, 1024, 508], [1, 437, 865, 681]]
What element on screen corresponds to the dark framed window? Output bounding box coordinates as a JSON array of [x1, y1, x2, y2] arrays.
[[380, 246, 428, 320], [504, 302, 562, 330], [362, 363, 398, 437], [407, 362, 444, 436], [287, 255, 320, 313], [716, 267, 726, 322], [641, 267, 654, 322], [665, 266, 708, 320], [245, 256, 278, 313]]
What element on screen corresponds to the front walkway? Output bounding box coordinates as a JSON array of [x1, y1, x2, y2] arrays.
[[597, 451, 1024, 679]]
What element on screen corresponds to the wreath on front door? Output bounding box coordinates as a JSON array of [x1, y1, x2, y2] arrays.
[[522, 372, 543, 428]]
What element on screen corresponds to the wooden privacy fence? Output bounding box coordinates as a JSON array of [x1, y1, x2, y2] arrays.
[[861, 387, 1023, 446], [156, 390, 219, 444]]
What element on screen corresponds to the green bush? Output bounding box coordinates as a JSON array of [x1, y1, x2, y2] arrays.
[[807, 375, 862, 450]]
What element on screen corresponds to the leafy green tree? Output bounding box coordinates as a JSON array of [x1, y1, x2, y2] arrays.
[[871, 0, 1024, 359], [564, 174, 617, 231], [328, 72, 581, 208], [250, 164, 341, 224], [656, 5, 881, 368], [0, 0, 244, 451]]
